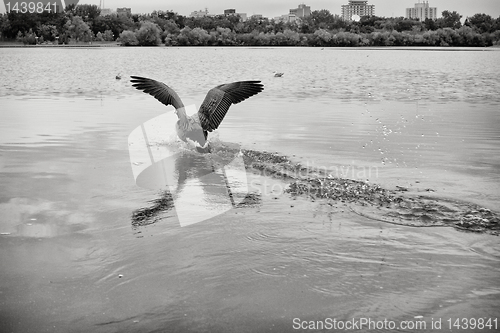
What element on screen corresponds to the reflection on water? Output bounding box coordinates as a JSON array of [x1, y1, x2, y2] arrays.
[[1, 47, 500, 332], [136, 149, 250, 227]]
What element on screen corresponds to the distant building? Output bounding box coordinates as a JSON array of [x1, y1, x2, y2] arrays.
[[100, 8, 113, 16], [190, 8, 210, 18], [116, 7, 131, 16], [251, 14, 263, 20], [224, 9, 247, 22], [406, 1, 437, 21], [274, 3, 310, 23], [289, 3, 311, 18], [275, 14, 298, 23], [341, 0, 375, 21]]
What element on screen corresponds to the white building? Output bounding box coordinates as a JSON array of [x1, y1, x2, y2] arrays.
[[406, 1, 437, 21], [341, 0, 375, 21], [190, 8, 210, 18]]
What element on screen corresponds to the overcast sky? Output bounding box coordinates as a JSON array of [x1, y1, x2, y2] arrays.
[[2, 0, 500, 18]]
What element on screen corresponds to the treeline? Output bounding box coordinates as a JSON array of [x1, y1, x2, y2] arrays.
[[1, 4, 500, 47]]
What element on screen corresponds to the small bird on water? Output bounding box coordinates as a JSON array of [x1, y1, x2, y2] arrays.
[[131, 76, 264, 153]]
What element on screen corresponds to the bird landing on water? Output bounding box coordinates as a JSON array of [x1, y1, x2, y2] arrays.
[[130, 76, 264, 153]]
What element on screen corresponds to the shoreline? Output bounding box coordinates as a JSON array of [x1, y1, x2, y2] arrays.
[[0, 42, 121, 48], [1, 43, 498, 49]]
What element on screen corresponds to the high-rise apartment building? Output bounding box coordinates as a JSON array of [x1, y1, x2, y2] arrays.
[[341, 1, 375, 21], [406, 1, 437, 21]]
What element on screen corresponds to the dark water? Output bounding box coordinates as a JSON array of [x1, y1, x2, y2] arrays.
[[0, 47, 499, 332]]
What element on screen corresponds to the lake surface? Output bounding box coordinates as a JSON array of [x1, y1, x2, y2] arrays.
[[1, 46, 499, 332]]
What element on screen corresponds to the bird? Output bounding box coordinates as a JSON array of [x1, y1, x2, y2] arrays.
[[273, 71, 284, 77], [130, 76, 264, 153], [116, 73, 122, 80]]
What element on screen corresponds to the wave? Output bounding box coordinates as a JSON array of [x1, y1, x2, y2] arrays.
[[131, 145, 499, 235]]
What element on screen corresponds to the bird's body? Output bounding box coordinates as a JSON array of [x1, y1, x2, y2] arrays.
[[174, 112, 209, 152], [131, 76, 263, 153]]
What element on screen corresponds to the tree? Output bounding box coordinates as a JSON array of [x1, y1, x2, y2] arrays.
[[64, 3, 77, 16], [102, 29, 114, 41], [283, 29, 300, 45], [422, 30, 439, 45], [135, 21, 161, 45], [175, 26, 212, 45], [438, 10, 462, 29], [423, 18, 437, 30], [20, 28, 37, 44], [95, 31, 104, 41], [393, 17, 422, 32], [15, 31, 23, 42], [0, 14, 11, 40], [37, 24, 58, 41], [359, 16, 383, 33], [239, 16, 270, 33], [5, 12, 40, 39], [310, 9, 334, 29], [151, 10, 184, 28], [92, 13, 134, 39], [210, 27, 235, 45], [314, 29, 332, 46], [189, 27, 211, 45], [467, 13, 494, 33], [162, 19, 180, 35], [75, 4, 101, 22], [64, 15, 92, 42], [119, 30, 138, 45]]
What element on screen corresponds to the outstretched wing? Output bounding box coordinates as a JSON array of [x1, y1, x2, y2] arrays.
[[198, 81, 264, 132], [130, 76, 184, 110]]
